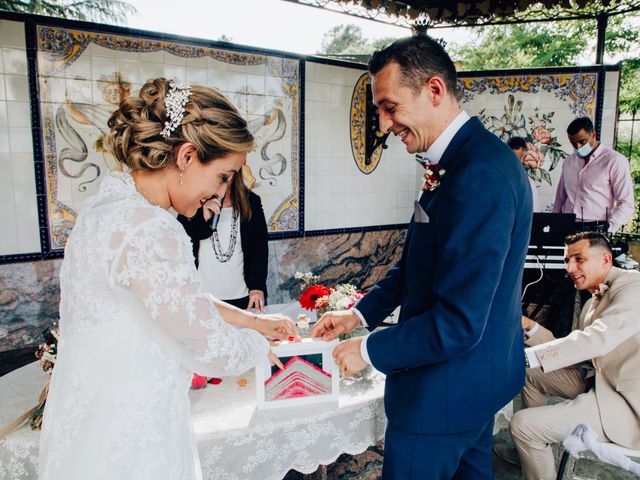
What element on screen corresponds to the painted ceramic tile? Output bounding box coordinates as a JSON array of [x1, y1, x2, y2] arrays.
[[458, 73, 599, 211], [350, 72, 387, 174], [36, 26, 301, 251], [307, 64, 419, 231]]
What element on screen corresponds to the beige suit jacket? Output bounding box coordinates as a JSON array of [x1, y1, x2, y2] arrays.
[[526, 267, 640, 449]]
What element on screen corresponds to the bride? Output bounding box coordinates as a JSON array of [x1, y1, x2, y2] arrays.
[[39, 78, 297, 480]]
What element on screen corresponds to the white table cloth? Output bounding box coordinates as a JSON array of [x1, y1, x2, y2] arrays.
[[0, 362, 386, 480], [0, 358, 513, 479]]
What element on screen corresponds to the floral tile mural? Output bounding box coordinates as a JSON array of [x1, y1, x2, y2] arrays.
[[479, 95, 566, 188], [35, 25, 301, 251], [458, 72, 599, 211]]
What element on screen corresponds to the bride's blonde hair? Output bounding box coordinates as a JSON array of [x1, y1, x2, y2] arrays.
[[105, 78, 254, 171]]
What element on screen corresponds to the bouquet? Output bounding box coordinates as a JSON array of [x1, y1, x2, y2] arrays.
[[294, 272, 364, 316], [35, 324, 59, 374], [29, 323, 59, 429], [0, 323, 58, 439]]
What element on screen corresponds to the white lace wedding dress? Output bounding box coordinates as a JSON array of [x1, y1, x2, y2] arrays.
[[39, 171, 269, 480]]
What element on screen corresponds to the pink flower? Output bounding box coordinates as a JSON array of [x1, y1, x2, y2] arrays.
[[532, 125, 551, 145], [523, 142, 544, 169], [346, 292, 364, 309]]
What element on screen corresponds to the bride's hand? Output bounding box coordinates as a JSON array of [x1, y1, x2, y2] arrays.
[[253, 313, 300, 341], [268, 349, 284, 370]]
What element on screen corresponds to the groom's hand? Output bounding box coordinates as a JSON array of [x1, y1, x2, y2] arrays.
[[334, 337, 368, 376], [311, 310, 361, 341]]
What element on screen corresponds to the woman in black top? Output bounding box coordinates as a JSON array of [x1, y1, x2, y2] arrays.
[[177, 167, 269, 311]]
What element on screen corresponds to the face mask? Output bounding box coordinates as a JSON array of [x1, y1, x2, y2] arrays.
[[576, 141, 593, 158]]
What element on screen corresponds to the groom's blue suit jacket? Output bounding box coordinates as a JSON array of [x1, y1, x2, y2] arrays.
[[357, 117, 532, 435]]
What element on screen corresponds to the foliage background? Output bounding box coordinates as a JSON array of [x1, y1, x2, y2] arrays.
[[318, 15, 640, 232]]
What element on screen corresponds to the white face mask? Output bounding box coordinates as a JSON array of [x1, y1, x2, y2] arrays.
[[576, 142, 593, 158], [576, 136, 593, 158]]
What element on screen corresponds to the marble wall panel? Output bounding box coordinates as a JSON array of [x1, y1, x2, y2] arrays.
[[0, 259, 61, 353], [267, 229, 405, 304], [0, 230, 404, 355]]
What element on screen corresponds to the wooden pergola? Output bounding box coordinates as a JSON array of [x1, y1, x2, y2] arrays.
[[283, 0, 640, 63]]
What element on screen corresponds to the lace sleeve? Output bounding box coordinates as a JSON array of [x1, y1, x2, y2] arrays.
[[109, 210, 269, 377]]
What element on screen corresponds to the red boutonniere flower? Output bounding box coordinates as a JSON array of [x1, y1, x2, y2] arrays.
[[299, 284, 331, 310], [422, 163, 446, 191], [593, 282, 609, 301]]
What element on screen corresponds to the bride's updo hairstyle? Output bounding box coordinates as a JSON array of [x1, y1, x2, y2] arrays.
[[105, 78, 254, 171]]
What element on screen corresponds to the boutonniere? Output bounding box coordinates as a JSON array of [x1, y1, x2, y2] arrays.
[[593, 282, 610, 301], [422, 163, 446, 191]]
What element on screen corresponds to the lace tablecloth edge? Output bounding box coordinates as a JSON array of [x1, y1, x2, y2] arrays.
[[274, 434, 385, 476]]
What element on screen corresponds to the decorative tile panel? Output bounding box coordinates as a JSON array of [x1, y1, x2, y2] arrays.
[[35, 25, 302, 251], [457, 71, 617, 212], [306, 62, 422, 231], [0, 229, 404, 353]]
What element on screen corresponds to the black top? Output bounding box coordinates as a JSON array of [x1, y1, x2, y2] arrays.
[[176, 190, 269, 298]]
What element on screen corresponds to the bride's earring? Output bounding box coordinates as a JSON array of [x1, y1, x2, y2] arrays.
[[179, 169, 184, 185]]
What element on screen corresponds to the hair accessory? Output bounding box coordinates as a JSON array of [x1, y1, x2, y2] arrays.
[[160, 80, 192, 138]]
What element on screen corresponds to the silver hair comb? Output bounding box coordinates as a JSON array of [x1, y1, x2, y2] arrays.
[[160, 80, 192, 138]]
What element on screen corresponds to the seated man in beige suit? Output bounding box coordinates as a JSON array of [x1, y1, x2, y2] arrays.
[[503, 231, 640, 480]]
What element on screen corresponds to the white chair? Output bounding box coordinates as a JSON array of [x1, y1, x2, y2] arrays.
[[556, 423, 640, 479]]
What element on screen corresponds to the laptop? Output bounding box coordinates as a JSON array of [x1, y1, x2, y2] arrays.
[[529, 213, 576, 247]]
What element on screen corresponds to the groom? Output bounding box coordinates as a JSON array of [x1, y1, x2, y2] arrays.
[[312, 34, 532, 478]]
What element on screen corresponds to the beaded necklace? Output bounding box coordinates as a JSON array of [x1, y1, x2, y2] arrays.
[[210, 209, 240, 262]]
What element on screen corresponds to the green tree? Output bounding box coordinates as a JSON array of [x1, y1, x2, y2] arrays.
[[619, 59, 640, 115], [451, 24, 585, 69], [450, 15, 640, 69], [320, 24, 369, 54], [616, 59, 640, 231], [319, 24, 398, 55], [0, 0, 135, 24]]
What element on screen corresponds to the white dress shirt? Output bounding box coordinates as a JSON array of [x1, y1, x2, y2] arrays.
[[355, 110, 472, 366]]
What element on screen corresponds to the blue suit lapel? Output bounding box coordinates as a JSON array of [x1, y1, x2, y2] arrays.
[[409, 117, 485, 261], [416, 117, 483, 214], [438, 116, 484, 171]]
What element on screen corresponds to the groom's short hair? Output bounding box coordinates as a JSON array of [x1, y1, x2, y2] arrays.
[[368, 35, 458, 98]]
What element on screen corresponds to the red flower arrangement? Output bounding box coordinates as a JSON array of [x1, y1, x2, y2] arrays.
[[299, 284, 331, 311], [294, 272, 363, 314]]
